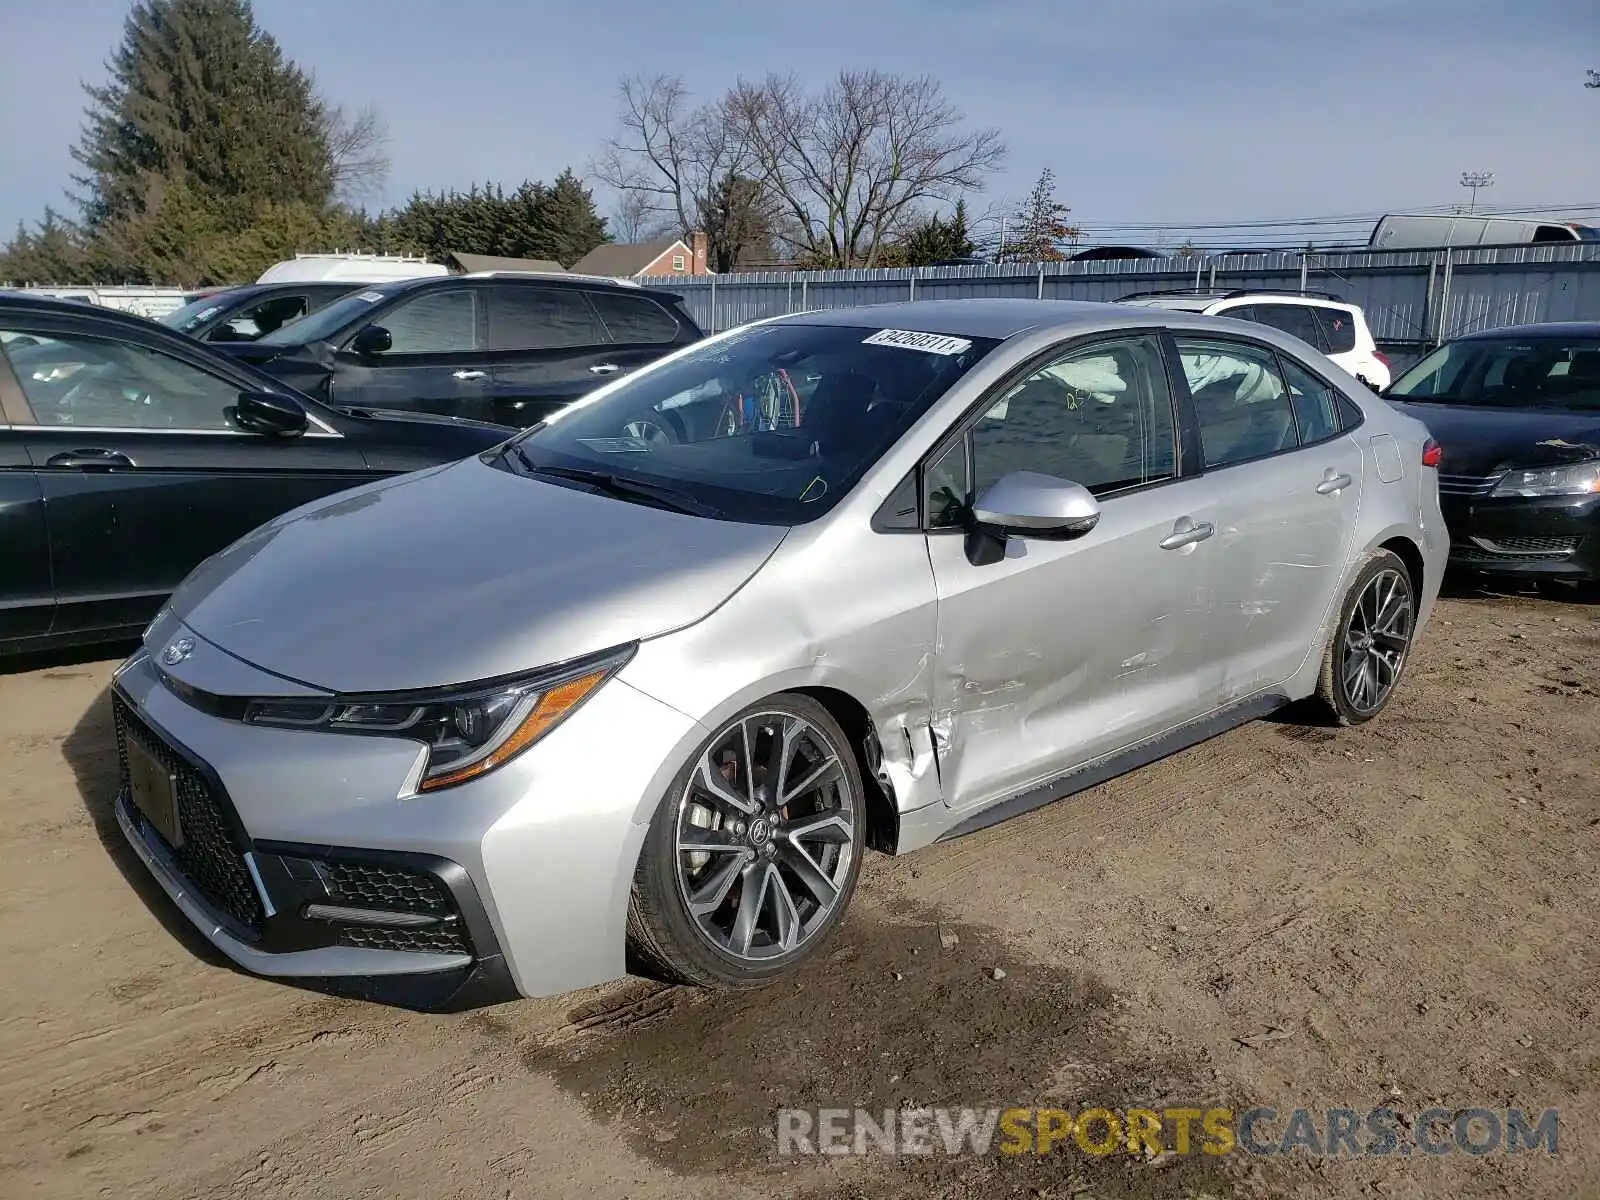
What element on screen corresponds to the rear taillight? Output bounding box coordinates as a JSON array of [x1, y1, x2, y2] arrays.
[[1422, 437, 1442, 468], [1373, 350, 1392, 368]]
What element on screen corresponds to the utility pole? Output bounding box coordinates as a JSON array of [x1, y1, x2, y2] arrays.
[[1460, 171, 1495, 213]]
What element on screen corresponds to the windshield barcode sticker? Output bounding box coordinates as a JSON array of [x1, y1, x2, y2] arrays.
[[862, 329, 973, 356]]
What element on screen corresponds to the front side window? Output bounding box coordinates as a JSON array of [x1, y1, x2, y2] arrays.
[[1173, 337, 1298, 468], [370, 289, 481, 354], [497, 322, 1000, 524], [1387, 336, 1600, 410], [486, 286, 602, 351], [2, 330, 245, 430]]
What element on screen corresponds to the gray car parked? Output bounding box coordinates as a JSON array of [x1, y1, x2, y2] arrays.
[[110, 299, 1447, 1010]]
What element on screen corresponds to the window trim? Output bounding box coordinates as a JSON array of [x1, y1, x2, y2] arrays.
[[0, 320, 342, 437], [672, 254, 686, 271], [912, 328, 1192, 536]]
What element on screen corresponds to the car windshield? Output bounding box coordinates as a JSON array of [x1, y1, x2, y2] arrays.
[[1387, 335, 1600, 410], [160, 292, 240, 331], [256, 285, 400, 345], [495, 322, 1001, 525]]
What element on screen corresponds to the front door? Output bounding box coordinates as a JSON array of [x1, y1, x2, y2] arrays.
[[924, 333, 1223, 811], [1170, 335, 1366, 698], [3, 323, 373, 635], [330, 285, 493, 422]]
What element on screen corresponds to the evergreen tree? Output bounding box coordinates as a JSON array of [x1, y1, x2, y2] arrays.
[[895, 198, 979, 266], [528, 169, 609, 266], [72, 0, 335, 233]]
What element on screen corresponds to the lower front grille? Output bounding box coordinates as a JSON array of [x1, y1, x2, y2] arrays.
[[1439, 472, 1503, 497], [319, 860, 472, 955], [1454, 535, 1582, 561], [114, 693, 265, 936]]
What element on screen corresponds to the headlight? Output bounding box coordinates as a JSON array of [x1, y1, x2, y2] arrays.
[[243, 645, 635, 791], [1491, 461, 1600, 498]]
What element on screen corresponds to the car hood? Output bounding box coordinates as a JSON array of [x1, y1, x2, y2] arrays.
[[1385, 400, 1600, 476], [166, 456, 787, 694]]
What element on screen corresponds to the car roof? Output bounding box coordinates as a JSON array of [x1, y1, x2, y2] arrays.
[[1459, 321, 1600, 340], [356, 272, 679, 302], [779, 297, 1321, 342]]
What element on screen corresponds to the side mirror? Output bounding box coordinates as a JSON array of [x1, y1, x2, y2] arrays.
[[350, 325, 392, 355], [972, 471, 1102, 539], [233, 389, 308, 436]]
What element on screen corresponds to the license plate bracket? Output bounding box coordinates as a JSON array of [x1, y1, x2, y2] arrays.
[[127, 738, 183, 848]]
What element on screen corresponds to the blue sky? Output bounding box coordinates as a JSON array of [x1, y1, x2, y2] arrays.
[[2, 0, 1597, 248]]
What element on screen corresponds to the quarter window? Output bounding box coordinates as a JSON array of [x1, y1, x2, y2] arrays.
[[1313, 307, 1357, 354], [1280, 356, 1342, 444], [3, 330, 245, 430], [587, 291, 681, 344], [1173, 337, 1299, 468], [926, 335, 1178, 529], [486, 286, 602, 351], [371, 289, 480, 354]]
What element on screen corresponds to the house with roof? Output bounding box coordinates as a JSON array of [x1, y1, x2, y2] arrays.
[[570, 232, 710, 278], [443, 252, 568, 275]]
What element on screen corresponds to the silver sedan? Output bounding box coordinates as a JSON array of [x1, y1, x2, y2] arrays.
[[111, 299, 1447, 1009]]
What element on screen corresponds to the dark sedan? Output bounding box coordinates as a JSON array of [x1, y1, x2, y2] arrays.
[[1384, 322, 1600, 585], [159, 282, 363, 344], [0, 294, 515, 657]]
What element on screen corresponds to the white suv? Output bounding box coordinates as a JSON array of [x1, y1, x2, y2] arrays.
[[1116, 289, 1392, 390]]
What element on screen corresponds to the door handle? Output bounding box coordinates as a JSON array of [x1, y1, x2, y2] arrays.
[[1159, 517, 1215, 551], [589, 363, 622, 375], [452, 369, 487, 381], [1316, 471, 1353, 495], [46, 449, 134, 471]]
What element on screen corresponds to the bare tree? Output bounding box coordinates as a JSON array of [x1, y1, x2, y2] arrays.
[[611, 189, 655, 242], [592, 74, 752, 241], [323, 103, 391, 202], [726, 71, 1005, 268]]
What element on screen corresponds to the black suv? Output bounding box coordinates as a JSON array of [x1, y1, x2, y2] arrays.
[[160, 282, 365, 344], [218, 272, 705, 427], [0, 294, 513, 657]]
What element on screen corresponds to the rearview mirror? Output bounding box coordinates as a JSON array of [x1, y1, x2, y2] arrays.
[[972, 471, 1102, 539], [233, 389, 308, 436], [350, 325, 392, 355]]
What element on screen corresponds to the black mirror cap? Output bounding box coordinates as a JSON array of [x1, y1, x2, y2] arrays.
[[351, 325, 392, 355], [234, 389, 308, 436]]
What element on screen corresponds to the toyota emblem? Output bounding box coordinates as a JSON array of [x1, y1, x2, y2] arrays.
[[161, 637, 195, 667]]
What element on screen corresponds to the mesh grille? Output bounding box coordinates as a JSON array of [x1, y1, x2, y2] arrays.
[[1454, 536, 1582, 562], [321, 861, 471, 956], [114, 693, 264, 935]]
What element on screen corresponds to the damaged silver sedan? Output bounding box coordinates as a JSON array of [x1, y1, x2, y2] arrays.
[[112, 299, 1447, 1008]]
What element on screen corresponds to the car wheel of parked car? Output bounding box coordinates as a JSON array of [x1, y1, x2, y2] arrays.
[[627, 695, 865, 987], [1315, 549, 1416, 726], [621, 417, 678, 446]]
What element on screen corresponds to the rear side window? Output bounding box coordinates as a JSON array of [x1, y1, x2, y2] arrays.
[[1173, 337, 1298, 468], [1313, 307, 1357, 354], [1242, 303, 1324, 351], [375, 289, 481, 353], [587, 291, 681, 344], [486, 286, 602, 351]]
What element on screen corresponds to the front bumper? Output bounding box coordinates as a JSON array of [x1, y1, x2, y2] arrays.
[[1440, 490, 1600, 580], [110, 633, 704, 1009]]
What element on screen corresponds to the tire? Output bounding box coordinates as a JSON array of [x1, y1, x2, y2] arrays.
[[626, 694, 866, 988], [1314, 549, 1417, 726]]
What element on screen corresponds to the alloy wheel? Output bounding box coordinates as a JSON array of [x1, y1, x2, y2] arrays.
[[674, 711, 857, 963], [1340, 568, 1413, 713]]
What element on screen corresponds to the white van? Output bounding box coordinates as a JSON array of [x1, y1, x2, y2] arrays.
[[254, 253, 448, 285], [1369, 213, 1600, 250]]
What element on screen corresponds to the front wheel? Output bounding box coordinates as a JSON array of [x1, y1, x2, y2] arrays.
[[626, 695, 865, 987], [1314, 549, 1417, 725]]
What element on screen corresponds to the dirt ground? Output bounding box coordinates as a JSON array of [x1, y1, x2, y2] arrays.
[[1, 580, 1596, 1200]]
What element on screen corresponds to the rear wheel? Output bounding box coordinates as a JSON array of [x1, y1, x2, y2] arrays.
[[627, 695, 865, 987], [1315, 549, 1417, 725]]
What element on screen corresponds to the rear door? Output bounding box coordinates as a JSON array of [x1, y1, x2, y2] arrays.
[[328, 285, 493, 422], [483, 284, 618, 426], [0, 316, 376, 636], [0, 364, 52, 642], [1168, 333, 1365, 699]]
